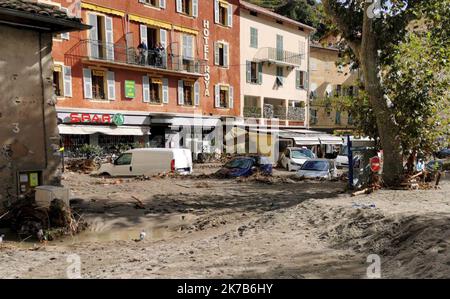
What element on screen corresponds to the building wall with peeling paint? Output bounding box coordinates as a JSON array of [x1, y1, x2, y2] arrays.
[[0, 25, 61, 212]]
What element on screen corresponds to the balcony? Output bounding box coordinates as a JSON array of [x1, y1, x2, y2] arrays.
[[254, 47, 304, 67], [65, 39, 205, 77]]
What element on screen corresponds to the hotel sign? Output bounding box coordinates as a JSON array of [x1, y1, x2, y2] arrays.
[[203, 20, 211, 97]]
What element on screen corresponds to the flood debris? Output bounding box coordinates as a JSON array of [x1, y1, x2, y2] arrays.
[[66, 158, 98, 174]]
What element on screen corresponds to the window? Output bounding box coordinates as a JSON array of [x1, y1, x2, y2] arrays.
[[276, 66, 284, 86], [87, 13, 114, 60], [310, 109, 318, 125], [348, 112, 353, 125], [83, 68, 115, 100], [214, 42, 229, 67], [214, 0, 232, 27], [143, 76, 168, 104], [296, 70, 308, 89], [335, 85, 342, 97], [250, 11, 257, 17], [150, 78, 163, 103], [250, 27, 258, 48], [276, 34, 283, 60], [335, 111, 341, 125], [215, 84, 234, 109], [140, 0, 158, 7], [178, 80, 199, 106], [182, 34, 195, 71], [99, 135, 134, 151], [53, 66, 63, 97], [92, 70, 106, 100], [246, 61, 262, 84], [176, 0, 198, 17], [115, 153, 132, 165]]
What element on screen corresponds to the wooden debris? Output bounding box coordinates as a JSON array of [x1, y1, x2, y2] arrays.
[[131, 196, 145, 209]]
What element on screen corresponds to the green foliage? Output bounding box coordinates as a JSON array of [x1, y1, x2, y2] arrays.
[[79, 144, 103, 159]]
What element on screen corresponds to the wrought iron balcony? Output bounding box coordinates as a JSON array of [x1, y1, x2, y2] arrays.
[[65, 39, 205, 76], [254, 47, 304, 67]]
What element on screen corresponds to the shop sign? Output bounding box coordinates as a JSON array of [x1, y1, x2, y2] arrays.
[[68, 113, 125, 126], [125, 80, 136, 99]]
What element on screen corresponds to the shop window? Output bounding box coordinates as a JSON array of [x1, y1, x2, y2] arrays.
[[92, 70, 106, 100], [150, 78, 162, 104], [214, 42, 229, 67], [115, 153, 132, 165], [98, 135, 135, 152], [62, 134, 90, 154]]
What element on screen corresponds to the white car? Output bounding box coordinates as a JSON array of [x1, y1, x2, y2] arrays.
[[279, 147, 316, 171], [97, 148, 193, 177], [296, 159, 339, 180]]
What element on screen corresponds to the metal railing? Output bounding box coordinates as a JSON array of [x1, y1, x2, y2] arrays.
[[243, 107, 262, 118], [254, 47, 304, 66], [66, 39, 205, 74], [261, 104, 305, 121]]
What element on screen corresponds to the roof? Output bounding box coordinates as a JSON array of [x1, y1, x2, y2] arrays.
[[239, 0, 316, 32], [0, 0, 90, 33], [310, 42, 340, 52]]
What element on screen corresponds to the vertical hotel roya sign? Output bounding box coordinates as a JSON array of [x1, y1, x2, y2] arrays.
[[203, 20, 211, 97]]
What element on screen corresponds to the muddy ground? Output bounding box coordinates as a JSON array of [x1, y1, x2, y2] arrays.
[[1, 165, 450, 278]]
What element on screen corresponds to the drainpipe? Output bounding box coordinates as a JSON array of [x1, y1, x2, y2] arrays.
[[39, 32, 49, 171]]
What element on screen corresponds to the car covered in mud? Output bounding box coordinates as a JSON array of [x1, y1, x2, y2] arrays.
[[296, 159, 338, 180], [216, 156, 273, 178]]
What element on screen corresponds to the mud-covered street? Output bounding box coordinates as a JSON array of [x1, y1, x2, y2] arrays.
[[1, 166, 450, 278]]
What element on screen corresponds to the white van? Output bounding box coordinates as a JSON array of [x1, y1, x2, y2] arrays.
[[97, 148, 193, 177]]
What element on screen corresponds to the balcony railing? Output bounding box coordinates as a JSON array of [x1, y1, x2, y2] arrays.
[[65, 39, 205, 75], [243, 107, 262, 118], [262, 104, 305, 121], [254, 47, 304, 67]]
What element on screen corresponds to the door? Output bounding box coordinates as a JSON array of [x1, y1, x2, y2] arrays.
[[276, 34, 283, 61], [111, 153, 133, 176]]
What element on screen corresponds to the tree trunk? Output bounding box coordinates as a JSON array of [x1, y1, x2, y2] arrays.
[[360, 6, 404, 186]]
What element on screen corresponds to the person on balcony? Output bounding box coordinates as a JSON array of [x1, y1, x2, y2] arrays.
[[137, 42, 148, 65], [155, 43, 165, 68]]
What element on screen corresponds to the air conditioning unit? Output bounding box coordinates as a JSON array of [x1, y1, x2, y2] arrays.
[[35, 186, 70, 209]]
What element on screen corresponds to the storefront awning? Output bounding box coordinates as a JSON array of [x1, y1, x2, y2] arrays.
[[319, 136, 344, 145], [168, 118, 221, 127], [58, 125, 150, 136], [294, 137, 321, 146]]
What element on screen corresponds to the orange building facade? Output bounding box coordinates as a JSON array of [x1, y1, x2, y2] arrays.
[[46, 0, 240, 154]]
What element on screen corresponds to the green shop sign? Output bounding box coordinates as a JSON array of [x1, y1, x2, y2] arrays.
[[112, 113, 125, 126], [125, 80, 136, 99]]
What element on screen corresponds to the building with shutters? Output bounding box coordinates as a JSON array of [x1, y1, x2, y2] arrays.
[[45, 0, 240, 156], [308, 43, 359, 134], [239, 1, 314, 129]]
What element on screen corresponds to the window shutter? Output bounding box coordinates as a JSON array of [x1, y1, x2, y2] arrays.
[[250, 27, 258, 48], [229, 86, 234, 109], [176, 0, 182, 13], [178, 80, 184, 105], [227, 4, 233, 27], [246, 61, 251, 83], [160, 29, 167, 67], [214, 84, 220, 108], [60, 8, 70, 40], [105, 16, 114, 60], [304, 72, 309, 90], [214, 0, 219, 24], [223, 43, 229, 67], [214, 42, 219, 65], [63, 66, 72, 97], [159, 0, 166, 9], [83, 68, 92, 99], [88, 13, 98, 58], [162, 78, 169, 104], [296, 70, 300, 89], [140, 24, 148, 47], [194, 81, 200, 106], [192, 0, 198, 18], [142, 76, 150, 103], [258, 62, 263, 84], [107, 71, 116, 100]]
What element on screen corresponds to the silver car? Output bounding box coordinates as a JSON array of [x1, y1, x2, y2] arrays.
[[296, 159, 338, 180]]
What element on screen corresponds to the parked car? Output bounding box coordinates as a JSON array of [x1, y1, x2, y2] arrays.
[[279, 147, 315, 171], [335, 145, 349, 169], [97, 148, 193, 177], [296, 159, 338, 180], [435, 148, 450, 159], [217, 156, 273, 178]]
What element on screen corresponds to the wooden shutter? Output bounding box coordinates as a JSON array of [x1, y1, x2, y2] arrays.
[[140, 24, 148, 46], [214, 0, 219, 23], [246, 61, 251, 83], [192, 0, 198, 17], [214, 84, 220, 108], [258, 62, 263, 84], [162, 78, 169, 104], [296, 70, 300, 89], [227, 4, 233, 27], [223, 43, 229, 67], [107, 71, 116, 100], [178, 80, 184, 105], [159, 0, 166, 9], [160, 29, 167, 67], [194, 81, 200, 106], [88, 13, 98, 58], [105, 16, 114, 60], [63, 66, 72, 97], [176, 0, 182, 13], [214, 42, 220, 65], [83, 68, 92, 99], [229, 86, 234, 109], [142, 76, 150, 103]]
